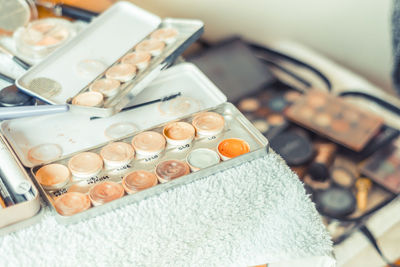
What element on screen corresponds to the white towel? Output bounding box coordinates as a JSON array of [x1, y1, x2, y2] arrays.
[[0, 152, 333, 266]]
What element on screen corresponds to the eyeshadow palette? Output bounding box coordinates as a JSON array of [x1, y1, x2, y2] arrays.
[[360, 141, 400, 194], [285, 90, 384, 151], [29, 103, 269, 223], [16, 2, 204, 117], [236, 84, 297, 140]]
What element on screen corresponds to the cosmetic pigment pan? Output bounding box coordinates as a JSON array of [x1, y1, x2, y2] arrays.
[[16, 1, 204, 118]]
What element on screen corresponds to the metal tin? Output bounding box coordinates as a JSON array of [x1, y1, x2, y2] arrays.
[[15, 2, 204, 117], [30, 103, 269, 224], [0, 134, 41, 231]]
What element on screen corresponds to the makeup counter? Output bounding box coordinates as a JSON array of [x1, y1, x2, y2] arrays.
[[0, 1, 398, 266]]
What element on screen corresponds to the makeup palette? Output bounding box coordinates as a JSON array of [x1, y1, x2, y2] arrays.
[[15, 1, 204, 117], [235, 85, 294, 140], [360, 142, 400, 194], [285, 90, 384, 151], [28, 103, 268, 223]]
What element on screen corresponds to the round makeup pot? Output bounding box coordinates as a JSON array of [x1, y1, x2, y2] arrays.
[[13, 18, 76, 60], [68, 152, 103, 179], [88, 181, 124, 206], [150, 28, 179, 44], [36, 163, 70, 190], [155, 159, 190, 183], [54, 192, 91, 216], [131, 131, 166, 160], [105, 63, 137, 82], [314, 186, 356, 218], [270, 131, 314, 166], [135, 39, 165, 57], [89, 78, 120, 97], [122, 170, 158, 194], [186, 148, 220, 172], [72, 91, 104, 107], [192, 112, 225, 138], [121, 51, 152, 71], [217, 138, 250, 161], [163, 121, 195, 148], [0, 85, 35, 107], [100, 142, 135, 170]]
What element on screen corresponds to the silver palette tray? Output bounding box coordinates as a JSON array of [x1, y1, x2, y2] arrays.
[[16, 2, 204, 117], [30, 102, 269, 224]]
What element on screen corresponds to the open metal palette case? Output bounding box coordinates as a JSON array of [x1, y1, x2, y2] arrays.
[[0, 2, 269, 232]]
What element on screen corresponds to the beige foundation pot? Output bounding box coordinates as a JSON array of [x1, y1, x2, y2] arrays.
[[122, 170, 158, 194], [36, 163, 70, 190], [163, 121, 195, 148], [54, 192, 91, 216], [155, 160, 190, 183], [72, 91, 104, 107], [135, 39, 165, 57], [121, 51, 151, 71], [89, 78, 120, 97], [88, 181, 124, 206], [105, 63, 137, 82], [100, 142, 135, 169], [150, 28, 179, 44], [68, 152, 103, 179], [131, 131, 166, 160], [192, 112, 224, 138]]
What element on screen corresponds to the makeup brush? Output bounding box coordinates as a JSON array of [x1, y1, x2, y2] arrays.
[[90, 92, 182, 120], [35, 1, 99, 22], [0, 45, 31, 70]]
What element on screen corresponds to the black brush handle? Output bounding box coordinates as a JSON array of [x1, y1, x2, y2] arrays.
[[57, 4, 99, 22], [12, 56, 31, 70], [0, 72, 15, 84]]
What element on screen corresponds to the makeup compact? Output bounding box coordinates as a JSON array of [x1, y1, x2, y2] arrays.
[[285, 90, 384, 151], [15, 1, 204, 117]]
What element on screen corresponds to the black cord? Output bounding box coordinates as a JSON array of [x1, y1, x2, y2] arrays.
[[248, 42, 332, 91], [359, 225, 399, 267], [255, 56, 312, 89], [339, 91, 400, 116]]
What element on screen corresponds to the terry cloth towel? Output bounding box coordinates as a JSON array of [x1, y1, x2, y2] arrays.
[[0, 152, 333, 267]]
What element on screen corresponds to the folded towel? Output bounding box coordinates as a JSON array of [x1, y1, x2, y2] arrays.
[[0, 152, 333, 266]]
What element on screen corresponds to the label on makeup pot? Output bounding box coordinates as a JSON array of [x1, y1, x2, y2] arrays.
[[177, 143, 191, 151], [52, 188, 68, 198], [143, 154, 159, 163], [86, 175, 111, 185]]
